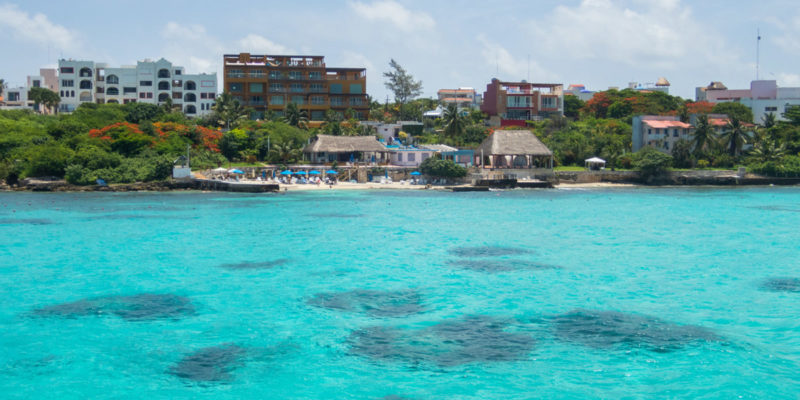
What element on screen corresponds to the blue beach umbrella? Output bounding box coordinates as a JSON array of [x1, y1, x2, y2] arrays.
[[326, 170, 338, 174], [280, 170, 293, 175], [230, 169, 245, 174], [309, 170, 321, 175], [410, 171, 422, 176], [295, 171, 307, 175]]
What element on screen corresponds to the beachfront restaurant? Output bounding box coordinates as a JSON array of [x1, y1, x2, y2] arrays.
[[303, 134, 389, 164], [474, 129, 553, 169]]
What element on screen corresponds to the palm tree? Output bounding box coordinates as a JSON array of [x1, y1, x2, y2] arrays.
[[442, 103, 465, 142], [748, 139, 786, 163], [691, 114, 716, 158], [269, 141, 301, 164], [212, 92, 249, 130], [720, 116, 748, 157], [761, 112, 776, 128], [283, 103, 308, 129]]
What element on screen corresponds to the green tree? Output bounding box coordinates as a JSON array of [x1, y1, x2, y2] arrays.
[[632, 147, 672, 178], [269, 141, 301, 164], [712, 102, 753, 123], [124, 102, 162, 124], [761, 112, 776, 128], [563, 95, 584, 119], [419, 156, 466, 179], [671, 139, 694, 168], [747, 138, 786, 163], [383, 59, 423, 109], [720, 116, 748, 157], [782, 105, 800, 126], [27, 87, 60, 114], [442, 103, 466, 141], [691, 114, 716, 157], [212, 92, 249, 130], [283, 103, 308, 129]]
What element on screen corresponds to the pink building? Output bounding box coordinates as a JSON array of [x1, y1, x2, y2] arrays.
[[481, 79, 563, 127]]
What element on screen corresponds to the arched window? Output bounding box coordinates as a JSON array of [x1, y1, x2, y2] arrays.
[[184, 93, 196, 102], [106, 87, 119, 95], [79, 92, 92, 102], [107, 99, 118, 104], [184, 81, 196, 90], [158, 81, 170, 90], [79, 67, 92, 77], [185, 105, 196, 114], [158, 69, 170, 78], [80, 80, 92, 89], [106, 75, 119, 84], [158, 93, 169, 102]]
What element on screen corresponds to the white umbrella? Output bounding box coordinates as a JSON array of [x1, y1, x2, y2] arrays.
[[212, 167, 228, 173]]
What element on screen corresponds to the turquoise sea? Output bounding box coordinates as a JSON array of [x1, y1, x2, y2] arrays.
[[1, 187, 800, 399]]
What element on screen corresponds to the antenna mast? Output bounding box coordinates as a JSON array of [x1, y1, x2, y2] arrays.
[[756, 28, 761, 80]]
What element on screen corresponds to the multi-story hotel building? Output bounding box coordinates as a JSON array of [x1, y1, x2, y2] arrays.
[[481, 78, 564, 127], [57, 58, 217, 116], [437, 87, 481, 109], [222, 53, 369, 121]]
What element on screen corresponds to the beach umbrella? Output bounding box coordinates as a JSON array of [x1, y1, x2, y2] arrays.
[[410, 171, 422, 176], [280, 170, 293, 175], [309, 170, 321, 175], [229, 169, 245, 174], [326, 170, 338, 174], [212, 167, 228, 173], [295, 171, 307, 175]]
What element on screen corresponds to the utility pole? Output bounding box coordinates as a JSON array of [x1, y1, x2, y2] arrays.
[[756, 28, 761, 80]]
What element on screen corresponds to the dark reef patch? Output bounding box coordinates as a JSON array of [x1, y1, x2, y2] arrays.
[[0, 218, 55, 225], [749, 205, 800, 213], [169, 344, 246, 382], [308, 289, 423, 317], [448, 246, 532, 258], [760, 277, 800, 292], [446, 259, 561, 272], [307, 213, 365, 219], [32, 293, 195, 321], [552, 309, 718, 352], [218, 258, 290, 270], [348, 315, 535, 366]]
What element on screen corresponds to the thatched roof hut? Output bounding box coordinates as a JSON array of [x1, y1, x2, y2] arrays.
[[304, 134, 388, 164], [475, 129, 553, 169]]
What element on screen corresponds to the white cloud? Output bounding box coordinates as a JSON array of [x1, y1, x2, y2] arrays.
[[0, 3, 80, 52], [160, 22, 222, 75], [237, 34, 294, 54], [776, 72, 800, 87], [337, 51, 375, 75], [477, 35, 556, 82], [348, 0, 435, 32], [530, 0, 736, 70], [773, 15, 800, 53]]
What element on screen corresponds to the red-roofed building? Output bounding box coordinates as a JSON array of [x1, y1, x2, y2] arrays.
[[437, 88, 480, 109], [632, 115, 694, 153]]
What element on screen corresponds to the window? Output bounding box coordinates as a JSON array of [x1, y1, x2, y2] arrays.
[[507, 96, 531, 108], [250, 70, 265, 78], [330, 97, 343, 106], [8, 92, 20, 101], [249, 83, 264, 93], [173, 92, 182, 99], [140, 80, 153, 87], [184, 81, 196, 90], [207, 93, 215, 100], [269, 83, 283, 92], [350, 97, 363, 106], [271, 95, 284, 105], [408, 153, 416, 162], [78, 80, 92, 89], [106, 87, 119, 95], [311, 110, 324, 120], [291, 95, 304, 105], [311, 95, 325, 105], [397, 153, 403, 162], [290, 83, 303, 93], [158, 81, 170, 90], [184, 93, 196, 102], [123, 87, 136, 94], [61, 80, 74, 87], [106, 75, 119, 84], [329, 83, 343, 94], [647, 128, 651, 135], [249, 96, 264, 105], [174, 70, 181, 76], [349, 84, 362, 94], [309, 71, 321, 80], [765, 106, 778, 112], [289, 71, 303, 80], [158, 69, 170, 78], [269, 71, 281, 79], [229, 83, 243, 92], [310, 83, 324, 93], [32, 80, 41, 88], [421, 153, 430, 161], [139, 92, 153, 99], [673, 129, 678, 137], [227, 69, 244, 78], [60, 67, 74, 74]]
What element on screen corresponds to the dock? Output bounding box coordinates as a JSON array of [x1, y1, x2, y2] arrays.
[[193, 179, 279, 193]]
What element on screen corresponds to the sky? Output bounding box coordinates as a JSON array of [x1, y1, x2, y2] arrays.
[[1, 0, 799, 102]]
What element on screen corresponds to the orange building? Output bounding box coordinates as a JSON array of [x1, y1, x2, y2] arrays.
[[223, 53, 369, 122]]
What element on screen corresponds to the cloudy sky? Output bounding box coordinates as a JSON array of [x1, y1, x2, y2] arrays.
[[1, 0, 798, 101]]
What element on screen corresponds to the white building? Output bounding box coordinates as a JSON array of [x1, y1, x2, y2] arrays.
[[696, 80, 800, 124], [632, 115, 693, 153], [57, 58, 217, 116], [0, 86, 29, 110]]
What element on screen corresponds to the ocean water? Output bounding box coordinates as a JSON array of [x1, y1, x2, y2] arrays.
[[1, 187, 799, 399]]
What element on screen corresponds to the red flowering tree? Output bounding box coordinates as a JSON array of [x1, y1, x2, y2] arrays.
[[88, 122, 155, 156]]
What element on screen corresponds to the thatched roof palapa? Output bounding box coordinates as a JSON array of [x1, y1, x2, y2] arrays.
[[303, 134, 387, 153], [476, 130, 552, 156]]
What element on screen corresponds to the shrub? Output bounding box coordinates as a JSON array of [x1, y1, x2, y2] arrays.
[[65, 164, 96, 185], [631, 147, 672, 178], [748, 155, 800, 177], [696, 159, 710, 169], [419, 157, 467, 178]]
